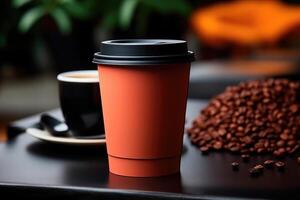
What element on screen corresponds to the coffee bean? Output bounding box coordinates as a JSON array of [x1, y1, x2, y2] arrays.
[[226, 133, 232, 140], [290, 145, 299, 154], [218, 129, 226, 136], [278, 148, 286, 155], [241, 149, 250, 154], [231, 162, 239, 170], [289, 104, 298, 113], [241, 154, 250, 162], [276, 140, 285, 147], [249, 167, 261, 177], [213, 141, 223, 150], [280, 133, 289, 141], [257, 148, 265, 154], [255, 142, 264, 149], [230, 146, 240, 152], [243, 136, 252, 144], [211, 131, 219, 139], [253, 164, 264, 173], [203, 134, 212, 141], [275, 161, 285, 171], [264, 160, 275, 168], [287, 140, 296, 147], [198, 140, 206, 146], [297, 157, 300, 165], [200, 146, 209, 154], [273, 150, 284, 158]]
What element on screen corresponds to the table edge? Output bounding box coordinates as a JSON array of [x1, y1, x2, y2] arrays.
[[0, 182, 260, 200]]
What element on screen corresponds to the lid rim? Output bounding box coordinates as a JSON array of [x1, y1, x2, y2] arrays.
[[94, 51, 194, 60], [92, 60, 193, 66], [93, 56, 194, 66], [102, 39, 186, 46]]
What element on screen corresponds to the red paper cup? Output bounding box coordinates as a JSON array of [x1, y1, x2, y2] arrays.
[[93, 40, 194, 177]]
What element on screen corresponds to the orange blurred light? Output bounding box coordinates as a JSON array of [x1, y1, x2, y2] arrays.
[[191, 0, 300, 47]]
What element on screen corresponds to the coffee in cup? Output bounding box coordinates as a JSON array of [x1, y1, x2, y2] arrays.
[[57, 70, 105, 137]]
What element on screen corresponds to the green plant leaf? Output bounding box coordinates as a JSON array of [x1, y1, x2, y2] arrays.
[[142, 0, 192, 16], [0, 34, 6, 48], [101, 11, 119, 29], [136, 4, 150, 34], [50, 7, 72, 34], [62, 0, 94, 20], [12, 0, 32, 8], [18, 6, 46, 33], [119, 0, 139, 29]]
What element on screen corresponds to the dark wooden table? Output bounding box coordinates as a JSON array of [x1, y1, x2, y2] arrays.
[[0, 99, 299, 199]]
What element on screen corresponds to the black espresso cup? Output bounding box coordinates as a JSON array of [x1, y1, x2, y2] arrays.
[[57, 70, 104, 137]]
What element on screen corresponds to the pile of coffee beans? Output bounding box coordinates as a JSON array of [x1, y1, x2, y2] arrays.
[[188, 79, 300, 157]]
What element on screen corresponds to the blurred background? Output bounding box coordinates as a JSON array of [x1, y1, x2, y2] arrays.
[[1, 0, 300, 139]]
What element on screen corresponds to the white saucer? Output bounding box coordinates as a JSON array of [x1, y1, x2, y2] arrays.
[[26, 128, 106, 146]]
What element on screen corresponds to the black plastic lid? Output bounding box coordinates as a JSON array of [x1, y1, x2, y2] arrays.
[[93, 39, 194, 65]]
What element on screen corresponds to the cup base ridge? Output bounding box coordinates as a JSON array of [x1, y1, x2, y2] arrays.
[[108, 155, 180, 177]]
